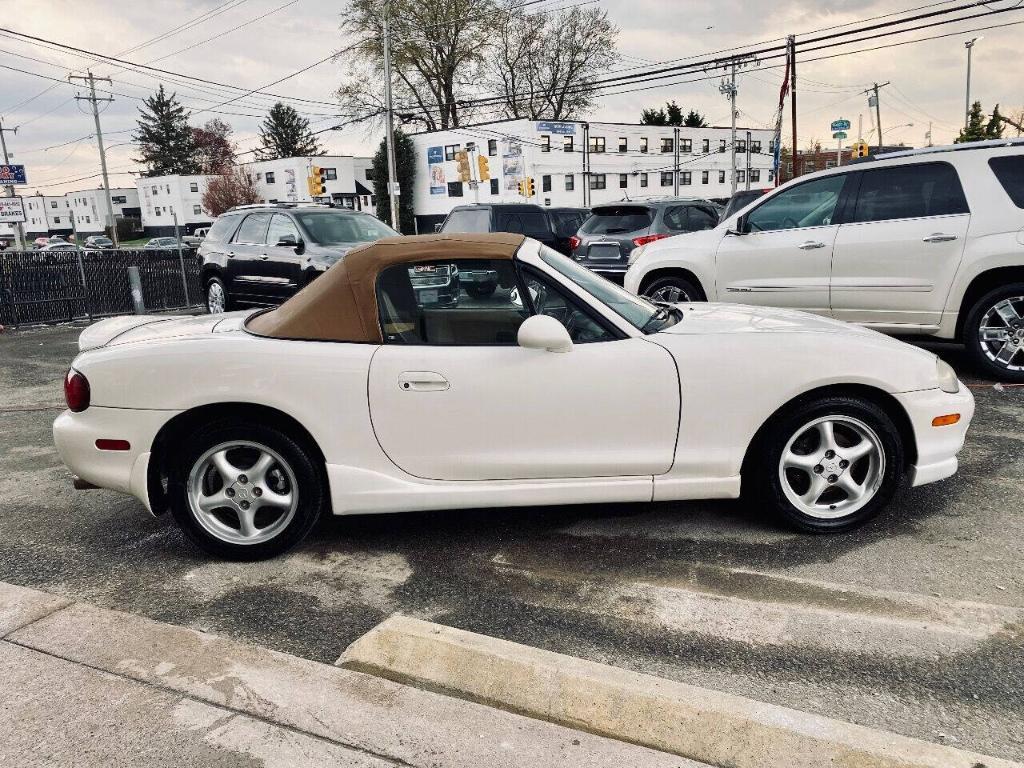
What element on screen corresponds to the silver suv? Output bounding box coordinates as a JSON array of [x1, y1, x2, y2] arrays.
[[625, 139, 1024, 381]]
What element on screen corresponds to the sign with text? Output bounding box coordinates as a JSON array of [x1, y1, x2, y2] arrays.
[[427, 146, 445, 195], [830, 119, 851, 132], [0, 164, 26, 185], [535, 121, 576, 135], [833, 131, 848, 140], [0, 196, 26, 222]]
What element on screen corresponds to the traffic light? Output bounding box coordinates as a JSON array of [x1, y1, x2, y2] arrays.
[[852, 141, 870, 159], [308, 165, 327, 196], [524, 176, 535, 198], [477, 155, 490, 182], [455, 150, 471, 183]]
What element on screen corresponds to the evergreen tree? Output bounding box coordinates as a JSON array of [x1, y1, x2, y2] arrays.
[[683, 109, 708, 128], [371, 130, 415, 234], [956, 101, 988, 143], [257, 103, 323, 160], [133, 85, 197, 176], [986, 104, 1006, 139], [665, 100, 684, 126], [640, 106, 667, 126]]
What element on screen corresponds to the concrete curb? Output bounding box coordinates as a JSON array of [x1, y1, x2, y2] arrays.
[[337, 614, 1023, 768]]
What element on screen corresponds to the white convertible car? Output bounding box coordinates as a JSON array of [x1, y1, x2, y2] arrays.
[[54, 233, 974, 559]]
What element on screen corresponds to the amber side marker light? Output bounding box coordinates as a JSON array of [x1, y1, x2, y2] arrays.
[[95, 439, 131, 451], [932, 414, 961, 427]]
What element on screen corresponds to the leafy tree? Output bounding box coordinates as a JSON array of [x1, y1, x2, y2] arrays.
[[133, 85, 197, 176], [201, 167, 262, 217], [683, 109, 708, 128], [640, 106, 667, 126], [957, 101, 988, 143], [191, 119, 236, 174], [986, 103, 1006, 139], [665, 100, 684, 126], [370, 129, 415, 234], [257, 103, 323, 160]]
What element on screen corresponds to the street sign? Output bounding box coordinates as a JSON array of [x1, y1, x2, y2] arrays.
[[0, 164, 26, 185], [830, 119, 851, 132], [535, 121, 576, 135], [0, 196, 25, 223], [832, 131, 848, 140], [390, 181, 401, 196]]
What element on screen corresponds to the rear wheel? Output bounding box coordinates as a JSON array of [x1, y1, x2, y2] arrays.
[[641, 274, 705, 304], [745, 396, 904, 533], [964, 283, 1024, 382], [168, 421, 325, 560]]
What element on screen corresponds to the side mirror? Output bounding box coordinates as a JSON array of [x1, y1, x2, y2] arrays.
[[277, 233, 298, 247], [434, 223, 443, 233], [517, 315, 572, 354], [727, 214, 749, 236]]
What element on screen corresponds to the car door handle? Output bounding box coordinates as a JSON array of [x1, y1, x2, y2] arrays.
[[923, 233, 958, 243], [227, 251, 236, 258], [398, 371, 450, 392], [259, 253, 270, 260], [797, 241, 827, 250]]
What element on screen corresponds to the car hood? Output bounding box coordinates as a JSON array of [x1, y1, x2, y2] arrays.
[[78, 311, 250, 351], [658, 302, 895, 339]]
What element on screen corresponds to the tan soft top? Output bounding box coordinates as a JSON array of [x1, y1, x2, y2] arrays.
[[245, 232, 526, 343]]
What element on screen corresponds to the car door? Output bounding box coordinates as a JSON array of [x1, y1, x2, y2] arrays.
[[227, 212, 273, 303], [367, 257, 680, 482], [830, 162, 970, 329], [714, 173, 852, 314], [263, 214, 306, 298]]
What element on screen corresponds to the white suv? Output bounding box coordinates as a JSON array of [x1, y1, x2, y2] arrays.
[[624, 139, 1024, 381]]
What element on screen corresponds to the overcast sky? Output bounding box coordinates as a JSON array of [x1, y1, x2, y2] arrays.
[[3, 0, 1022, 195]]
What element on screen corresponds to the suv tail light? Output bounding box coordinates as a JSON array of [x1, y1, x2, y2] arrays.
[[632, 233, 670, 248], [64, 369, 90, 412], [569, 235, 581, 252]]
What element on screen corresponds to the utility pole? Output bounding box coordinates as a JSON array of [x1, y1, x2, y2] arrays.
[[788, 35, 798, 180], [382, 11, 400, 232], [70, 71, 119, 248], [582, 122, 590, 207], [866, 82, 890, 154], [964, 37, 981, 131], [745, 130, 752, 191], [719, 60, 738, 195], [672, 127, 680, 196], [0, 118, 25, 250]]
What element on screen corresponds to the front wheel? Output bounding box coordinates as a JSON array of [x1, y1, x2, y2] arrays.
[[745, 396, 904, 533], [206, 276, 232, 314], [640, 274, 706, 304], [168, 421, 325, 559], [964, 283, 1024, 382]]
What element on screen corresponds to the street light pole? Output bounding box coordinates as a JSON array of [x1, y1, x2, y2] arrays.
[[0, 117, 26, 250], [382, 10, 400, 233], [964, 37, 982, 131]]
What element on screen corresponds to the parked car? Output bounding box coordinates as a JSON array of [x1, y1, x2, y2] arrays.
[[83, 235, 114, 250], [625, 139, 1024, 381], [571, 199, 721, 282], [182, 227, 209, 247], [54, 233, 973, 559], [38, 242, 76, 252], [33, 236, 68, 249], [199, 203, 398, 313], [719, 188, 771, 221], [547, 207, 590, 255], [143, 237, 180, 251]]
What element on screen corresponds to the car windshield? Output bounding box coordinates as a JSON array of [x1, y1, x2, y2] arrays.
[[537, 245, 667, 331], [295, 211, 397, 245]]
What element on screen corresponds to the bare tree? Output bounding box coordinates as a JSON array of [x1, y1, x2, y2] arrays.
[[335, 0, 495, 131], [201, 166, 262, 217], [484, 2, 618, 121]]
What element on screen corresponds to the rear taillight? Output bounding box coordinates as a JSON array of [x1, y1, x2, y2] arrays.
[[569, 235, 581, 251], [64, 369, 90, 412], [632, 233, 671, 248]]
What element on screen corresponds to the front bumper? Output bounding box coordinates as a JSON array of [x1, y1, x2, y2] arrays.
[[53, 406, 179, 514], [893, 385, 975, 487]]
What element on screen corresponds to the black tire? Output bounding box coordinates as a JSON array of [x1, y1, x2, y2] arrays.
[[963, 283, 1024, 383], [168, 420, 325, 560], [743, 395, 905, 534], [466, 282, 497, 299], [205, 275, 233, 314], [640, 274, 706, 303]]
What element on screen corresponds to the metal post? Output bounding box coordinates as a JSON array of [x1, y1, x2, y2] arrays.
[[127, 266, 145, 314], [382, 11, 400, 233], [582, 122, 590, 207], [172, 211, 190, 308], [964, 39, 977, 131], [873, 83, 885, 154], [673, 127, 680, 196], [745, 130, 752, 191], [0, 118, 26, 251], [70, 72, 119, 248], [70, 210, 92, 320], [789, 35, 798, 180]]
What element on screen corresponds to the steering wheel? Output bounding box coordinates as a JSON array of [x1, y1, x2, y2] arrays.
[[781, 217, 800, 229]]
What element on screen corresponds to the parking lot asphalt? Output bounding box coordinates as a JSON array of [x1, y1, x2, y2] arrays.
[[1, 321, 1022, 761]]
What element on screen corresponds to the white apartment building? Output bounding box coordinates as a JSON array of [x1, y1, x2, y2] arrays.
[[66, 187, 141, 234], [22, 195, 72, 237], [243, 155, 377, 210], [136, 175, 216, 235], [409, 118, 776, 231]]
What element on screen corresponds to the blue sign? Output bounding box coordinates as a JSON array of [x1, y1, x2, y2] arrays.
[[426, 146, 443, 164], [830, 119, 851, 132], [0, 164, 26, 185], [535, 121, 576, 135]]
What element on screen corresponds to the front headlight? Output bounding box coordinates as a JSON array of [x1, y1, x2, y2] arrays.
[[936, 358, 960, 394], [628, 245, 646, 266]]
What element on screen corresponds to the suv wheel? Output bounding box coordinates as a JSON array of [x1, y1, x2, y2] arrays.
[[964, 283, 1024, 382], [641, 274, 706, 304], [206, 276, 231, 314]]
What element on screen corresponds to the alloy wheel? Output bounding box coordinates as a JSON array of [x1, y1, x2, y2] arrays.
[[978, 296, 1024, 373], [778, 416, 885, 519], [648, 284, 692, 303], [187, 440, 298, 545], [207, 281, 226, 314]]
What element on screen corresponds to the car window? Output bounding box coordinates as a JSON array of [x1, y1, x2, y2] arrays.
[[519, 268, 617, 343], [549, 211, 586, 238], [234, 213, 272, 244], [518, 211, 551, 237], [988, 155, 1024, 209], [580, 206, 652, 235], [746, 175, 847, 232], [206, 215, 240, 243], [442, 209, 491, 233], [294, 212, 396, 245], [690, 207, 718, 230], [377, 260, 528, 345], [267, 214, 300, 245], [852, 162, 969, 223]]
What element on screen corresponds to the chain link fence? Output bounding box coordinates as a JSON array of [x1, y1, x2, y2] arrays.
[[0, 247, 204, 326]]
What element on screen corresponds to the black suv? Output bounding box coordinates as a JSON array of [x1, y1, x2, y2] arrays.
[[199, 204, 397, 313]]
